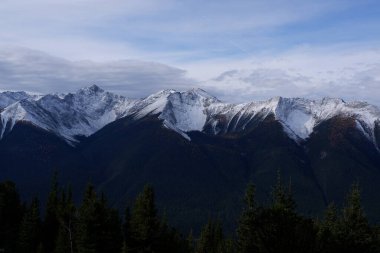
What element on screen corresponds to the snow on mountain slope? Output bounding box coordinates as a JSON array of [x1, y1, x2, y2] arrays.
[[160, 89, 219, 131], [0, 91, 41, 109], [0, 85, 380, 147], [273, 97, 380, 144], [126, 88, 380, 145], [203, 96, 380, 145], [204, 97, 279, 134], [0, 101, 27, 138], [0, 85, 136, 143], [127, 88, 220, 139]]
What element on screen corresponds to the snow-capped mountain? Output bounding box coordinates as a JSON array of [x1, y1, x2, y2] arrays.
[[1, 85, 380, 147], [0, 85, 136, 142], [204, 97, 380, 145], [0, 91, 41, 109], [3, 86, 380, 233], [128, 88, 380, 147]]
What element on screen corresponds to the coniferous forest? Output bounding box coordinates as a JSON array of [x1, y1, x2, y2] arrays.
[[1, 173, 380, 253]]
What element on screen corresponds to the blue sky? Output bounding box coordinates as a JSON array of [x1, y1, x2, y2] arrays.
[[0, 0, 379, 104]]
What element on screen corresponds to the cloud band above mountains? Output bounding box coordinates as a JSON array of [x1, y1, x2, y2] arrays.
[[0, 46, 380, 107], [0, 47, 194, 98]]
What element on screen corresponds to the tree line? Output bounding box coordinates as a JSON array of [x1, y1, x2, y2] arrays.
[[1, 173, 380, 253]]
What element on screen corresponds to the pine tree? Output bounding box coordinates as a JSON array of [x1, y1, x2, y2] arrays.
[[76, 184, 98, 253], [317, 203, 339, 252], [236, 183, 258, 253], [271, 172, 296, 212], [17, 197, 42, 253], [123, 207, 132, 253], [126, 185, 189, 253], [128, 185, 160, 252], [55, 226, 73, 253], [156, 216, 190, 253], [0, 181, 24, 252], [337, 183, 375, 252], [76, 184, 122, 253], [251, 173, 316, 253], [97, 193, 123, 253], [43, 172, 60, 252], [55, 186, 76, 253], [224, 238, 236, 253], [196, 220, 225, 253], [186, 230, 194, 253]]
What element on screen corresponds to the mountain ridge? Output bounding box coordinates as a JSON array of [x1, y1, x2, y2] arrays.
[[1, 85, 379, 148]]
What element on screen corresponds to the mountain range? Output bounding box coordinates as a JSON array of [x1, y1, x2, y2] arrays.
[[1, 84, 380, 233]]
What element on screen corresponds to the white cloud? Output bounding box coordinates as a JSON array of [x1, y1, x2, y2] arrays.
[[191, 44, 380, 106], [0, 47, 194, 98], [0, 1, 379, 105], [0, 45, 379, 107]]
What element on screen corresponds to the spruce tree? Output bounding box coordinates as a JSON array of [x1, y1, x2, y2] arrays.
[[251, 173, 316, 253], [97, 193, 123, 253], [76, 184, 98, 253], [76, 184, 122, 253], [236, 183, 258, 253], [126, 185, 189, 253], [0, 181, 23, 252], [17, 197, 42, 253], [224, 238, 236, 253], [55, 186, 76, 253], [271, 172, 296, 212], [337, 183, 375, 252], [196, 220, 225, 253], [43, 172, 60, 252], [155, 217, 189, 253], [186, 230, 194, 253], [317, 203, 339, 252], [123, 207, 132, 253], [128, 185, 160, 252]]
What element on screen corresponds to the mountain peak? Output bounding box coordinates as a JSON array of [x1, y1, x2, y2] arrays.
[[0, 90, 39, 109], [79, 84, 104, 94], [320, 97, 345, 105], [146, 88, 218, 102], [186, 88, 217, 98], [187, 87, 207, 93]]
